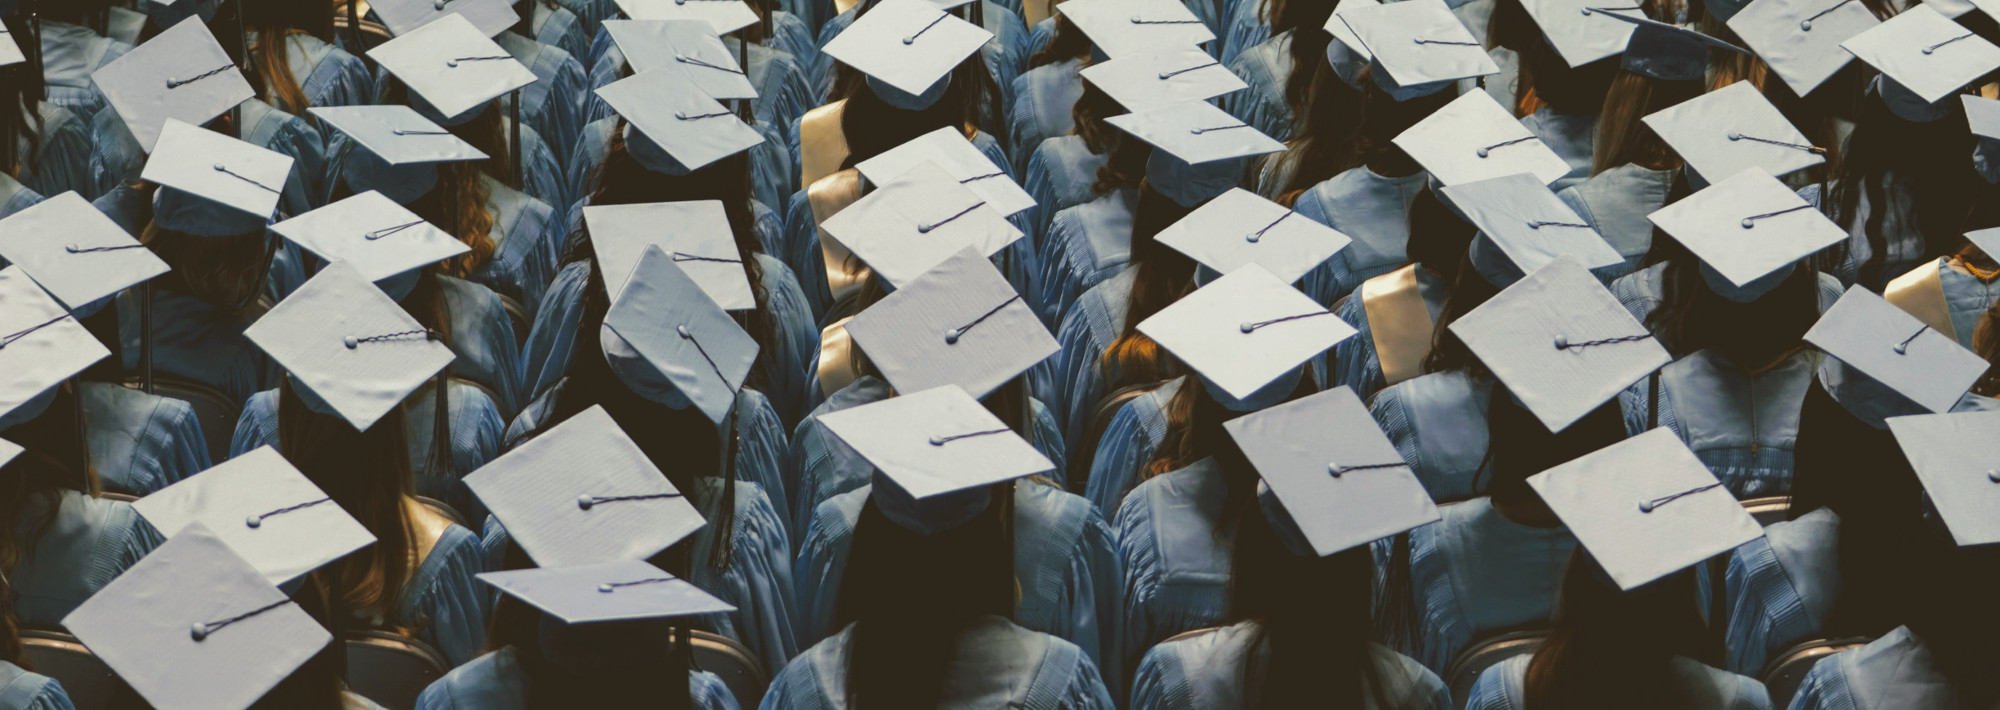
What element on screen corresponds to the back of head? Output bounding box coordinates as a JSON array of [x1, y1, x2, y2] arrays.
[[1523, 550, 1703, 710], [484, 540, 693, 709], [276, 379, 418, 623], [243, 0, 335, 114], [1230, 497, 1384, 709]]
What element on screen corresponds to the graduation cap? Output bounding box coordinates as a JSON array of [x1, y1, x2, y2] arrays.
[[583, 201, 754, 309], [1448, 255, 1671, 432], [0, 15, 25, 68], [269, 192, 469, 295], [601, 246, 759, 424], [1965, 226, 2000, 260], [1728, 0, 1881, 96], [602, 19, 758, 100], [369, 13, 537, 125], [62, 523, 331, 710], [0, 192, 168, 312], [243, 261, 456, 431], [464, 405, 706, 567], [1967, 94, 2000, 139], [1106, 99, 1285, 207], [478, 560, 735, 624], [0, 437, 19, 469], [372, 0, 519, 36], [91, 17, 254, 153], [823, 0, 992, 109], [1528, 428, 1764, 590], [1805, 285, 1990, 414], [309, 105, 488, 204], [819, 161, 1022, 288], [843, 247, 1057, 399], [1441, 173, 1623, 288], [1058, 0, 1215, 59], [132, 446, 377, 586], [1643, 81, 1825, 183], [142, 120, 293, 237], [1138, 264, 1358, 407], [1394, 90, 1573, 187], [1840, 5, 2000, 105], [1324, 0, 1382, 89], [596, 68, 766, 176], [856, 127, 1035, 217], [0, 266, 109, 431], [1338, 0, 1499, 100], [612, 0, 761, 35], [1591, 7, 1750, 81], [1223, 386, 1440, 556], [816, 384, 1056, 500], [1519, 0, 1642, 68], [1079, 45, 1249, 113], [1885, 409, 2000, 546], [1646, 168, 1846, 298], [1153, 187, 1354, 284]]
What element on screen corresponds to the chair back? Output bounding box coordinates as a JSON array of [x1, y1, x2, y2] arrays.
[[1761, 637, 1871, 709], [19, 628, 142, 710], [496, 294, 531, 349], [124, 376, 242, 464], [346, 630, 451, 710], [1444, 630, 1549, 710], [691, 630, 769, 710], [1741, 497, 1791, 526]]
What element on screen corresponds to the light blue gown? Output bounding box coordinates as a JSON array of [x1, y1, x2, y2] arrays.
[[1034, 188, 1135, 329], [469, 174, 565, 322], [531, 2, 592, 65], [8, 491, 163, 628], [1617, 349, 1817, 499], [1930, 257, 2000, 350], [1218, 30, 1293, 141], [116, 287, 280, 408], [497, 31, 591, 181], [1369, 371, 1492, 503], [1318, 265, 1449, 404], [261, 31, 375, 111], [1033, 266, 1134, 451], [1395, 497, 1577, 674], [0, 172, 42, 220], [81, 381, 212, 497], [16, 102, 94, 201], [1130, 622, 1451, 710], [1555, 163, 1672, 279], [785, 376, 1067, 535], [0, 663, 74, 710], [1519, 107, 1597, 193], [1787, 626, 1966, 710], [1218, 0, 1272, 66], [1724, 508, 1841, 677], [808, 2, 1028, 122], [1019, 135, 1108, 261], [1006, 58, 1085, 174], [1295, 167, 1427, 308], [553, 0, 619, 42], [1465, 655, 1770, 710], [1797, 179, 1928, 290], [39, 21, 130, 123], [1082, 377, 1180, 518], [1114, 458, 1233, 674], [793, 481, 1124, 689], [760, 616, 1117, 710], [415, 647, 739, 710], [397, 523, 494, 667]]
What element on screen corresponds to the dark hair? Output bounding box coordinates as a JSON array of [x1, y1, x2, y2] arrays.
[[1789, 380, 1930, 639], [250, 572, 347, 710], [141, 221, 277, 317], [830, 0, 1006, 159], [0, 15, 44, 180], [1096, 184, 1197, 399], [1817, 84, 1979, 289], [244, 0, 336, 115], [1405, 187, 1476, 279], [0, 382, 95, 580], [1026, 13, 1088, 70], [1521, 551, 1704, 710], [487, 539, 694, 709], [1272, 71, 1449, 207], [1420, 250, 1501, 376], [1487, 0, 1619, 116], [1901, 525, 2000, 706]]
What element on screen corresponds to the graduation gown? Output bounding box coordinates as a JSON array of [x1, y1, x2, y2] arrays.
[[1019, 136, 1110, 262], [1295, 167, 1427, 308], [1032, 266, 1135, 450], [9, 491, 164, 627], [1034, 188, 1135, 329], [1797, 177, 1930, 290], [116, 286, 280, 408], [1618, 349, 1818, 498], [530, 2, 592, 65], [1519, 107, 1597, 193], [414, 647, 740, 710], [1217, 30, 1293, 141], [1114, 458, 1234, 675], [81, 381, 213, 497], [1396, 497, 1576, 674], [468, 174, 564, 321], [397, 520, 493, 667], [1368, 370, 1493, 503], [761, 616, 1116, 710], [1320, 265, 1450, 403], [1883, 257, 2000, 352], [1465, 655, 1770, 710], [1006, 59, 1085, 175], [1555, 163, 1673, 279], [17, 102, 94, 201], [1723, 508, 1841, 677], [0, 663, 74, 710], [1130, 622, 1451, 710], [497, 31, 592, 180], [39, 21, 130, 122], [1081, 377, 1181, 518], [259, 31, 376, 112], [1788, 626, 1967, 710]]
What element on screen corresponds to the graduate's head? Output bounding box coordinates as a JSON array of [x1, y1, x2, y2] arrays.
[[141, 218, 275, 315], [1405, 186, 1477, 276], [827, 0, 1003, 166], [1524, 549, 1702, 708], [243, 0, 336, 115], [0, 380, 97, 578], [1822, 73, 1980, 288]]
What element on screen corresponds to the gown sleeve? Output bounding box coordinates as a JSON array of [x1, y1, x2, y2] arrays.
[[404, 525, 493, 667], [1782, 656, 1852, 710], [1083, 397, 1152, 516], [230, 391, 282, 459], [692, 483, 801, 676], [25, 105, 95, 200]]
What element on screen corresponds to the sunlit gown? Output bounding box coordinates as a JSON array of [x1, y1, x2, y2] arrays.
[[8, 490, 163, 627], [1464, 655, 1770, 710], [1723, 508, 1840, 677], [81, 381, 212, 497], [1896, 257, 2000, 350], [1034, 188, 1135, 329], [792, 480, 1124, 689], [1787, 626, 1962, 710], [1295, 167, 1427, 308], [1394, 497, 1577, 674], [760, 615, 1116, 710], [414, 647, 739, 710], [1616, 349, 1817, 499], [1130, 622, 1451, 710], [497, 31, 592, 181], [1006, 58, 1085, 175], [1019, 135, 1109, 261], [1369, 370, 1493, 503], [0, 662, 76, 710], [1217, 30, 1293, 141], [1114, 457, 1233, 675], [39, 20, 130, 122], [1081, 377, 1180, 518], [1554, 163, 1672, 279]]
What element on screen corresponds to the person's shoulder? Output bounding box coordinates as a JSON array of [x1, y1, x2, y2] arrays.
[[416, 648, 523, 710]]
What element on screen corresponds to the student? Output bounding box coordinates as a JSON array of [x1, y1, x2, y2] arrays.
[[1216, 0, 1332, 141], [807, 0, 1027, 126], [0, 564, 76, 710], [1879, 209, 2000, 352], [0, 11, 95, 202], [1483, 0, 1621, 191], [243, 0, 375, 115], [34, 0, 131, 122], [1005, 12, 1088, 174], [495, 13, 591, 181]]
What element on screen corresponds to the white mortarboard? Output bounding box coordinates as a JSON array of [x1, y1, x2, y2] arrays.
[[1105, 99, 1288, 168], [464, 405, 705, 567], [1805, 285, 1989, 413], [843, 247, 1057, 399], [1646, 168, 1846, 287], [1338, 0, 1500, 95], [478, 560, 736, 624], [90, 17, 254, 153], [1324, 0, 1382, 88], [0, 192, 169, 311], [0, 438, 19, 469], [142, 119, 294, 231], [1394, 90, 1573, 187], [1439, 173, 1624, 282], [816, 384, 1056, 500], [132, 446, 376, 586], [1528, 428, 1764, 590], [372, 0, 518, 36], [1966, 226, 2000, 260], [1448, 255, 1671, 431], [1592, 7, 1749, 81], [611, 0, 761, 35], [1078, 45, 1248, 113], [856, 126, 1035, 217], [1840, 5, 2000, 105], [1643, 81, 1826, 183], [1153, 188, 1354, 284], [1885, 409, 2000, 546], [270, 192, 468, 288], [243, 261, 456, 431], [61, 523, 330, 710], [602, 19, 758, 100], [596, 68, 766, 175], [309, 105, 488, 166], [1057, 0, 1215, 58], [584, 201, 754, 309], [1223, 386, 1440, 556], [0, 20, 25, 68], [1967, 94, 2000, 138], [822, 0, 992, 99], [369, 13, 537, 122], [818, 161, 1023, 288], [602, 246, 759, 423], [1138, 264, 1358, 401], [1519, 0, 1641, 67], [1728, 0, 1880, 96], [0, 266, 109, 429]]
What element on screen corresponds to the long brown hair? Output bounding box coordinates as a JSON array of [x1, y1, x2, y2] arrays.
[[1590, 70, 1699, 175], [378, 83, 504, 278], [276, 379, 420, 632], [0, 382, 97, 578], [244, 0, 336, 116], [1521, 552, 1704, 710], [1096, 185, 1197, 399], [140, 219, 274, 317], [1817, 85, 1979, 289]]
